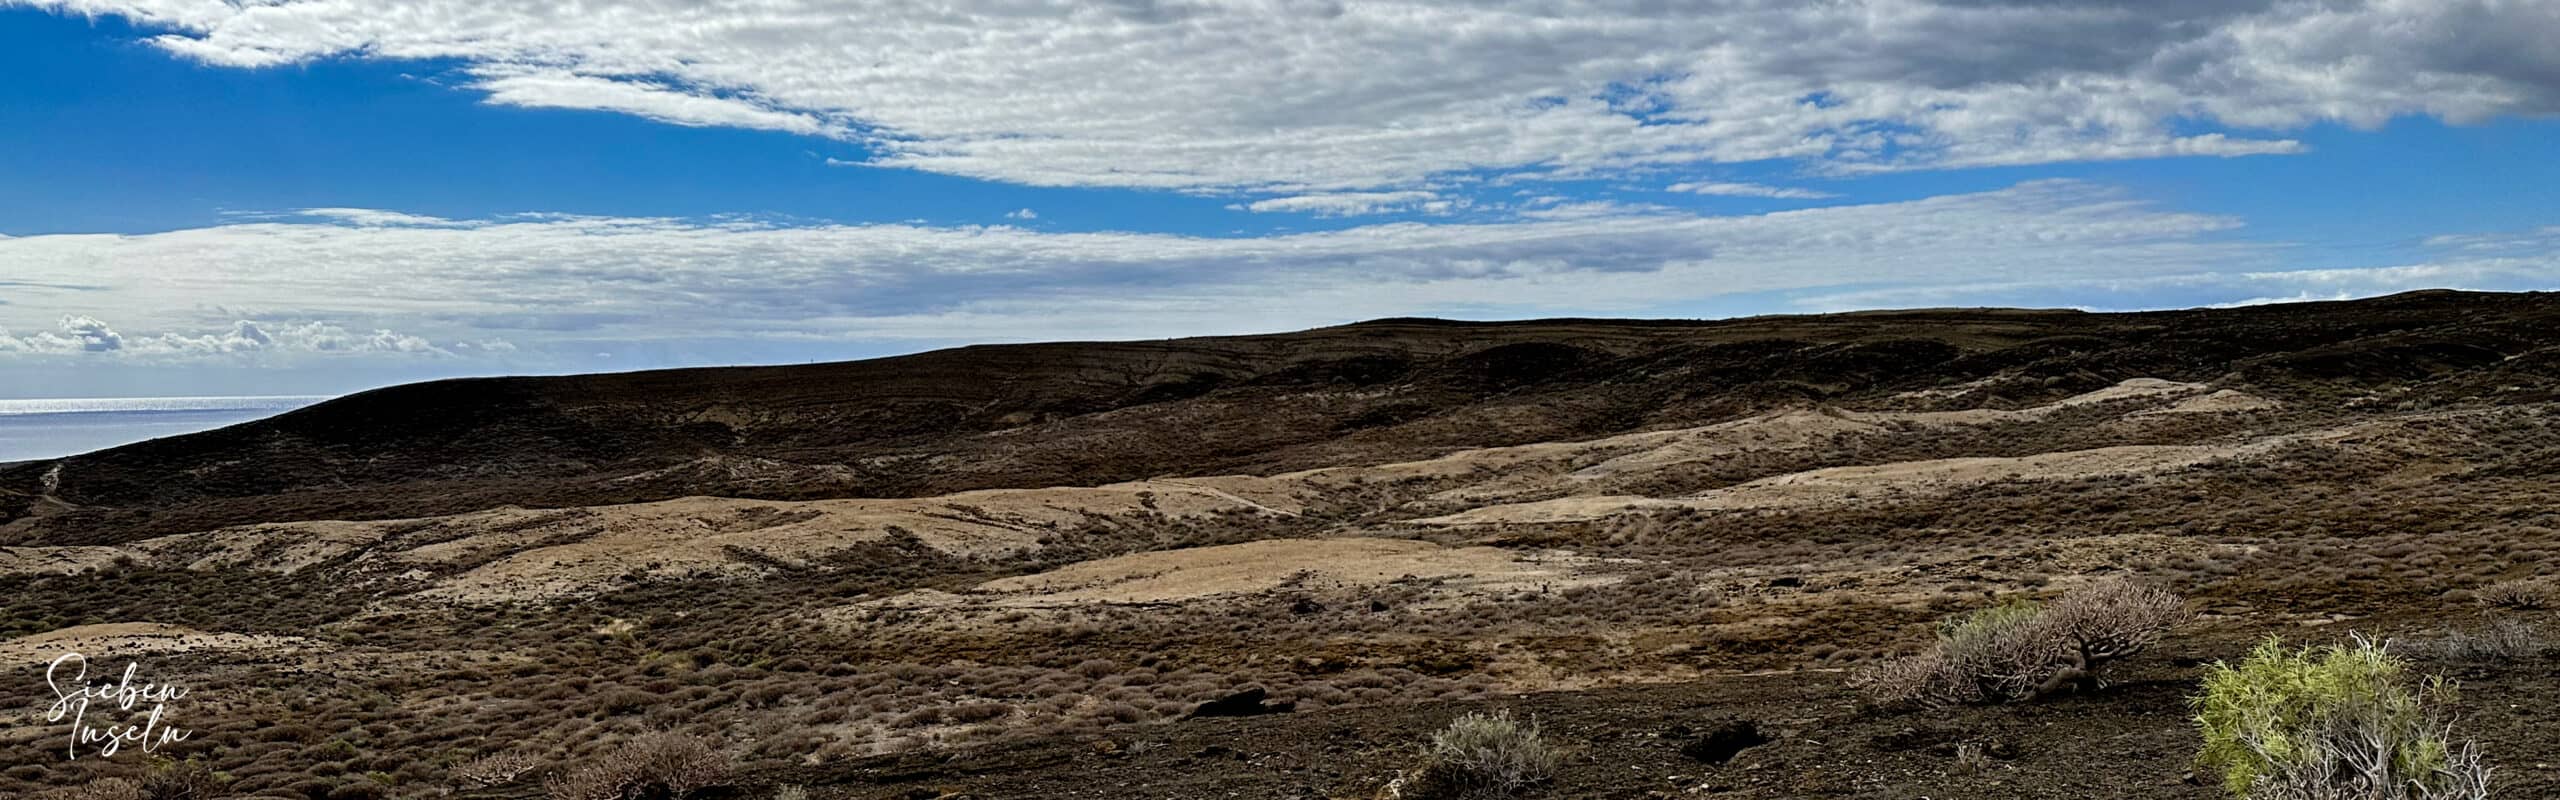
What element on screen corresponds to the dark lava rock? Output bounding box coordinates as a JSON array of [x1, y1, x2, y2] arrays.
[[1184, 686, 1296, 719], [1679, 719, 1770, 764], [1868, 723, 1963, 752]]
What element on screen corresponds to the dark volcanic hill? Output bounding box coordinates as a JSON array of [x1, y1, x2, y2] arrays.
[[15, 290, 2560, 800], [6, 289, 2558, 545]]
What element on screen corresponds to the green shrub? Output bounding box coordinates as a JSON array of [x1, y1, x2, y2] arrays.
[[2194, 636, 2489, 800], [1407, 710, 1560, 799]]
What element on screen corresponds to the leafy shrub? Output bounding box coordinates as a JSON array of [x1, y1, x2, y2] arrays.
[[2195, 636, 2490, 800], [2475, 579, 2551, 610], [1853, 580, 2188, 706], [544, 733, 733, 800], [1406, 711, 1560, 799]]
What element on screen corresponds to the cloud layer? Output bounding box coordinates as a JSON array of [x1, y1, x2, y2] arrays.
[[16, 0, 2560, 195], [0, 316, 457, 360], [5, 181, 2555, 368]]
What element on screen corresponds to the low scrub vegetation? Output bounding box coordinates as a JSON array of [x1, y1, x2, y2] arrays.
[[2196, 636, 2490, 800], [1403, 710, 1559, 800], [2390, 618, 2550, 664], [1853, 580, 2188, 707], [2475, 578, 2553, 610], [543, 733, 732, 800], [44, 778, 141, 800]]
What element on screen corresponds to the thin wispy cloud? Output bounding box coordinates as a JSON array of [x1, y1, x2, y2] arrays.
[[1668, 182, 1837, 200]]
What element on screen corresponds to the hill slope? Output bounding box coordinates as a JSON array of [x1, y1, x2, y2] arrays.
[[7, 290, 2557, 545], [11, 291, 2560, 799]]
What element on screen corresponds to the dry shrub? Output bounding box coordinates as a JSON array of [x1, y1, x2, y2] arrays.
[[2475, 579, 2552, 610], [45, 778, 142, 800], [137, 761, 225, 800], [544, 733, 732, 800], [2389, 618, 2549, 664], [1852, 580, 2188, 707], [455, 752, 541, 788], [1404, 710, 1559, 800]]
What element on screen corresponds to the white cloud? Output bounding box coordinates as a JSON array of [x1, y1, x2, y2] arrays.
[[295, 208, 480, 228], [1004, 208, 1038, 220], [1790, 240, 2560, 313], [0, 316, 462, 361], [2425, 225, 2560, 254], [0, 181, 2307, 362], [468, 66, 843, 137], [10, 0, 2556, 192], [1238, 192, 1445, 217], [1668, 181, 1838, 200]]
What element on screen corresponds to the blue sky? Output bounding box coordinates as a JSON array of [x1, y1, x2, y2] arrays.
[[3, 1, 2558, 399]]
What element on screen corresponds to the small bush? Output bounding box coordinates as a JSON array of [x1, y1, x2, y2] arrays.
[[138, 760, 225, 800], [1853, 580, 2187, 707], [2195, 636, 2490, 800], [1407, 711, 1560, 799], [544, 733, 733, 800], [2475, 579, 2551, 610], [454, 752, 540, 788], [2389, 618, 2548, 664], [45, 778, 142, 800]]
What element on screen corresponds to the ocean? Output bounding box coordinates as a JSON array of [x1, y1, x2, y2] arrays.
[[0, 395, 331, 463]]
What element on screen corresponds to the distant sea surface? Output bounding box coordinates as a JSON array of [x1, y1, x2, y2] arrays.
[[0, 396, 330, 463]]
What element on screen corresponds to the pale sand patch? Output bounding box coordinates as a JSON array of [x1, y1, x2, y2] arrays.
[[1569, 409, 1884, 480], [0, 623, 310, 667], [413, 481, 1282, 603], [0, 544, 126, 576], [2132, 389, 2281, 416], [1844, 377, 2211, 427], [866, 538, 1601, 610], [1417, 439, 2285, 525], [133, 520, 392, 573], [1564, 379, 2209, 483], [9, 478, 1291, 604]]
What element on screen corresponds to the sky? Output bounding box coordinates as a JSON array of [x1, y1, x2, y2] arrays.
[[2, 0, 2558, 399]]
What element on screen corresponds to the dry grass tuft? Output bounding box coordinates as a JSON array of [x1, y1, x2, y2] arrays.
[[1404, 710, 1561, 800], [2476, 579, 2553, 610]]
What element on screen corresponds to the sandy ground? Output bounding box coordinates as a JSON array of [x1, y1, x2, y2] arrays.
[[0, 622, 309, 668], [966, 537, 1598, 605], [0, 378, 2287, 605]]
